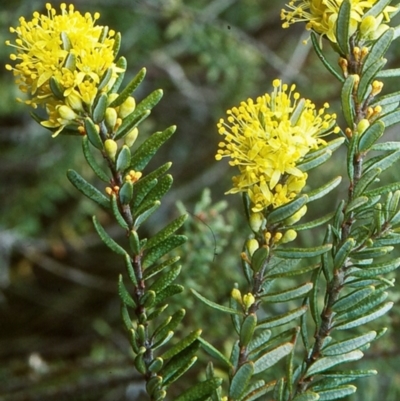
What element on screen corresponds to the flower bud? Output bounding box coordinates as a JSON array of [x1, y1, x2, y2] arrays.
[[249, 212, 264, 232], [119, 96, 136, 118], [281, 229, 297, 244], [104, 139, 118, 161], [57, 105, 77, 121], [360, 16, 377, 37], [107, 93, 119, 105], [66, 90, 84, 112], [356, 119, 370, 135], [285, 205, 307, 225], [231, 288, 242, 304], [243, 293, 255, 310], [246, 238, 259, 257], [105, 107, 118, 131], [124, 127, 139, 147]]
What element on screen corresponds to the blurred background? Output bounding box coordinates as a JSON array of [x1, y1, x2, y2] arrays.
[[1, 0, 400, 400]]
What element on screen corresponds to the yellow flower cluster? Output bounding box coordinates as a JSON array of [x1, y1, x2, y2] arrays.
[[281, 0, 398, 43], [216, 79, 338, 212], [6, 3, 123, 135]]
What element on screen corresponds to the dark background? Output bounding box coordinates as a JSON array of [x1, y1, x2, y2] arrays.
[[1, 1, 400, 400]]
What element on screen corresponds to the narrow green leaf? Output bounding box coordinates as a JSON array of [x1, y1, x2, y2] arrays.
[[347, 136, 357, 180], [97, 67, 113, 91], [289, 212, 335, 231], [140, 174, 173, 208], [307, 176, 342, 203], [362, 28, 394, 72], [310, 267, 322, 326], [116, 145, 131, 172], [240, 314, 257, 347], [261, 282, 313, 303], [333, 238, 355, 270], [268, 195, 308, 224], [268, 264, 320, 279], [109, 67, 146, 108], [364, 0, 393, 18], [298, 149, 333, 172], [199, 337, 232, 368], [341, 75, 356, 127], [82, 136, 109, 182], [251, 246, 269, 273], [274, 244, 332, 259], [377, 68, 400, 78], [191, 289, 242, 315], [163, 356, 197, 388], [118, 275, 136, 308], [154, 284, 184, 305], [336, 0, 351, 55], [92, 215, 126, 255], [143, 235, 186, 268], [358, 121, 385, 153], [317, 385, 357, 400], [350, 257, 400, 278], [174, 378, 223, 401], [229, 362, 254, 399], [119, 181, 133, 205], [242, 380, 275, 401], [248, 330, 272, 354], [84, 118, 104, 150], [133, 201, 161, 230], [114, 109, 151, 140], [332, 286, 375, 312], [257, 305, 308, 329], [323, 331, 376, 356], [353, 168, 381, 199], [379, 109, 400, 128], [92, 93, 108, 123], [357, 58, 386, 102], [292, 392, 320, 401], [310, 32, 344, 81], [364, 150, 400, 174], [305, 350, 363, 377], [161, 330, 202, 360], [351, 245, 393, 259], [335, 301, 393, 330], [67, 170, 109, 209], [110, 194, 129, 229], [124, 253, 137, 286], [49, 77, 65, 100], [346, 196, 369, 213], [110, 56, 127, 93], [253, 342, 294, 374], [130, 126, 176, 171], [112, 31, 121, 56], [148, 264, 181, 293]]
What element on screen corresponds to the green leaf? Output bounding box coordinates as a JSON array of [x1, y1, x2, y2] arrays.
[[349, 257, 400, 278], [82, 136, 109, 182], [248, 329, 272, 354], [143, 235, 186, 268], [333, 238, 355, 270], [124, 253, 137, 286], [310, 32, 344, 82], [358, 121, 385, 153], [347, 136, 357, 181], [163, 356, 197, 388], [357, 58, 386, 102], [364, 150, 400, 174], [49, 76, 65, 100], [267, 263, 320, 279], [289, 212, 335, 231], [242, 380, 275, 401], [130, 126, 175, 171], [84, 118, 103, 150], [92, 215, 126, 255], [306, 350, 363, 377], [116, 145, 131, 172], [133, 201, 161, 230], [191, 289, 242, 315], [310, 267, 322, 326], [307, 176, 342, 203], [335, 301, 393, 330], [322, 331, 376, 356], [240, 314, 257, 347], [351, 245, 393, 259], [298, 149, 333, 172], [261, 282, 313, 303], [317, 385, 357, 400], [114, 109, 151, 141], [143, 256, 180, 280], [92, 93, 108, 123], [110, 195, 129, 229], [257, 305, 308, 329], [67, 169, 109, 209], [251, 246, 269, 273], [153, 308, 185, 341], [362, 28, 394, 73], [268, 195, 308, 224], [109, 67, 146, 108], [112, 31, 121, 56], [229, 362, 254, 400], [118, 274, 136, 308], [346, 196, 369, 213], [199, 337, 232, 368], [148, 264, 181, 293], [253, 342, 293, 374], [336, 0, 351, 55], [110, 57, 127, 93], [332, 286, 375, 312], [364, 0, 394, 18], [377, 68, 400, 78], [161, 330, 202, 360], [379, 109, 400, 128], [274, 244, 332, 259], [119, 181, 133, 205], [154, 284, 184, 305], [353, 168, 381, 199], [341, 74, 356, 127], [97, 67, 113, 91], [292, 392, 320, 401], [140, 174, 173, 209], [174, 378, 223, 401]]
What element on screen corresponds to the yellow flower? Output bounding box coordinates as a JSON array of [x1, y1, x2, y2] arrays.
[[6, 3, 124, 135], [281, 0, 398, 43], [216, 79, 338, 212]]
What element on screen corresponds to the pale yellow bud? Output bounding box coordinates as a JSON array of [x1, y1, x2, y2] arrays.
[[66, 90, 84, 112], [231, 288, 242, 304], [119, 96, 136, 118], [360, 16, 378, 37], [104, 139, 118, 161], [243, 293, 255, 310], [57, 105, 77, 121], [285, 205, 308, 225], [249, 212, 264, 232], [356, 119, 370, 135], [281, 229, 297, 244], [124, 127, 139, 147], [273, 232, 283, 242], [107, 93, 119, 105], [246, 239, 259, 257], [105, 107, 118, 131]]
